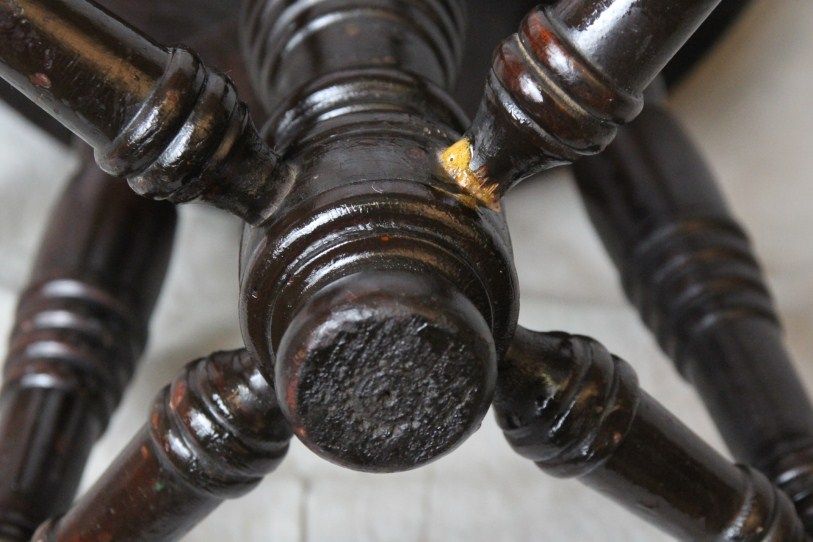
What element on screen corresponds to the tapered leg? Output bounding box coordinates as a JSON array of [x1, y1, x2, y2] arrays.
[[496, 327, 806, 540], [572, 97, 813, 530], [32, 349, 292, 542], [0, 159, 176, 540]]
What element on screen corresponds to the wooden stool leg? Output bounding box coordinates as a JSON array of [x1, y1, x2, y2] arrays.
[[0, 159, 176, 540], [31, 349, 292, 542], [496, 327, 806, 540], [0, 0, 285, 223], [572, 96, 813, 531], [662, 0, 754, 87], [439, 0, 725, 202]]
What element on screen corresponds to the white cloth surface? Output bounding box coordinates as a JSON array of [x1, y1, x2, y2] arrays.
[[1, 1, 812, 540]]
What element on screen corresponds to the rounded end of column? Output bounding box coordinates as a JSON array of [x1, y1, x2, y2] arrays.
[[275, 270, 497, 472]]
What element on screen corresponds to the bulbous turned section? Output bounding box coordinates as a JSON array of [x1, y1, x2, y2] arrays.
[[239, 0, 516, 472], [239, 71, 518, 471], [495, 328, 806, 540], [240, 0, 466, 113], [31, 350, 291, 542], [440, 0, 722, 201], [0, 0, 286, 223], [276, 271, 496, 471]]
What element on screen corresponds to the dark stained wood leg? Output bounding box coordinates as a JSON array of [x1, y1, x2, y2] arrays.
[[238, 0, 519, 472], [496, 327, 807, 540], [439, 0, 726, 201], [572, 98, 813, 531], [0, 80, 72, 144], [451, 0, 537, 118], [31, 349, 292, 542], [0, 158, 176, 540], [0, 0, 285, 223]]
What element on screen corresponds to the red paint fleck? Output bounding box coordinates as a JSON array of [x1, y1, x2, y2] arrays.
[[29, 72, 51, 89]]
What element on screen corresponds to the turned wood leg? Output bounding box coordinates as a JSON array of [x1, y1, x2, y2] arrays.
[[496, 327, 806, 540], [662, 0, 753, 87], [0, 81, 71, 143], [239, 0, 519, 472], [572, 97, 813, 531], [0, 0, 287, 223], [0, 159, 176, 540], [32, 349, 292, 542]]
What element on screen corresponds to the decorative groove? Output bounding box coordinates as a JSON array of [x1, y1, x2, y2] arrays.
[[622, 218, 777, 375], [95, 47, 285, 222], [573, 101, 813, 535], [725, 466, 808, 541], [266, 68, 467, 154], [0, 0, 286, 223], [4, 278, 141, 423], [148, 350, 291, 498], [496, 331, 639, 478], [496, 328, 806, 540], [32, 350, 292, 542]]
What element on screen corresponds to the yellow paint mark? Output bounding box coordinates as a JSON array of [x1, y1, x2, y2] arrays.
[[438, 139, 499, 208]]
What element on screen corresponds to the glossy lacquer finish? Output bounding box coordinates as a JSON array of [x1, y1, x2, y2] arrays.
[[239, 0, 519, 471], [496, 328, 806, 540], [31, 350, 292, 542], [0, 0, 286, 222], [0, 160, 176, 540], [572, 100, 813, 532], [0, 0, 261, 144], [440, 0, 722, 203], [451, 0, 538, 117]]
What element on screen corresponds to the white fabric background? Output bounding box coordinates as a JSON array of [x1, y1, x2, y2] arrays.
[[1, 1, 812, 539]]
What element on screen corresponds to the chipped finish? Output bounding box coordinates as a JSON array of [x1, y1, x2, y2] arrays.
[[240, 0, 519, 471], [496, 328, 807, 540], [0, 0, 286, 223], [442, 0, 722, 199], [0, 158, 176, 540], [31, 350, 292, 542], [573, 99, 813, 532], [438, 139, 499, 208]]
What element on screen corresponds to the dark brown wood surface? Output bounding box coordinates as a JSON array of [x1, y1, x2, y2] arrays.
[[31, 350, 292, 542], [496, 327, 806, 540], [0, 159, 176, 540], [662, 0, 754, 87], [441, 0, 724, 202], [572, 97, 813, 532], [0, 0, 284, 222], [239, 0, 519, 472]]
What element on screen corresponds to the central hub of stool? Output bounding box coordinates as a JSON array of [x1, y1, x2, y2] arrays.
[[276, 271, 496, 472]]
